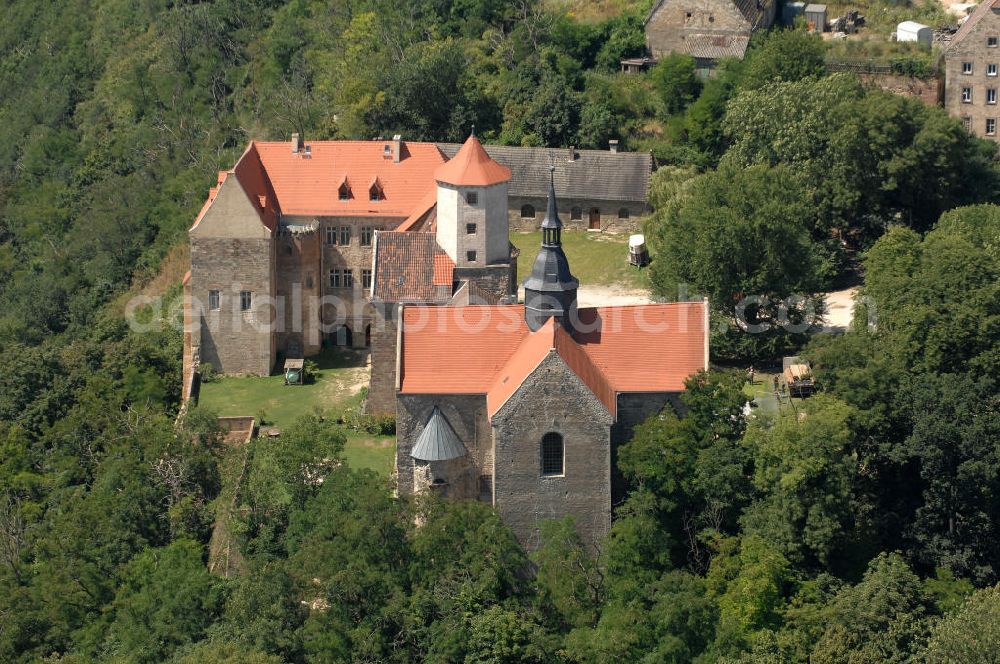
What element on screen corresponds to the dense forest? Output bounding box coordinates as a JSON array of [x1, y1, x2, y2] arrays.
[[1, 0, 999, 662]]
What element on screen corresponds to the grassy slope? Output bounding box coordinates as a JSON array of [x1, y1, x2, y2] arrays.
[[511, 230, 651, 291]]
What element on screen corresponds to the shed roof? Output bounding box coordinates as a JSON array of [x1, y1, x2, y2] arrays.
[[436, 143, 652, 204]]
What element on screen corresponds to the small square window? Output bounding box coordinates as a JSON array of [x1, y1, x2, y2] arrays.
[[618, 207, 630, 220], [240, 291, 252, 311], [208, 290, 220, 311], [963, 62, 973, 75], [963, 87, 973, 103], [571, 206, 582, 220], [989, 36, 998, 47], [340, 226, 351, 245], [990, 64, 998, 76], [362, 269, 372, 289], [987, 118, 997, 136], [466, 250, 477, 262], [466, 223, 477, 234], [325, 226, 337, 245], [466, 191, 478, 205]]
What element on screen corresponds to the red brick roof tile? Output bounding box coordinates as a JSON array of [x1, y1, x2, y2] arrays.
[[399, 302, 709, 419], [372, 232, 454, 303], [254, 140, 446, 217]]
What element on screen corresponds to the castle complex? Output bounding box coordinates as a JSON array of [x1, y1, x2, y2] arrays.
[[184, 133, 706, 549]]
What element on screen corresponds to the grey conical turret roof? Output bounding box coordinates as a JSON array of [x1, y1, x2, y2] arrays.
[[410, 407, 467, 462], [540, 167, 562, 233]]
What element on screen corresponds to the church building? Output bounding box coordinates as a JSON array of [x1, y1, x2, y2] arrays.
[[393, 174, 709, 551]]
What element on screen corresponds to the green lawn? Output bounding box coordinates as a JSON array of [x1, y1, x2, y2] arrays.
[[196, 346, 395, 474], [511, 231, 650, 291]]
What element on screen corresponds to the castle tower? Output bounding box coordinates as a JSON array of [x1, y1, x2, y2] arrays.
[[523, 168, 579, 332], [432, 132, 511, 268]]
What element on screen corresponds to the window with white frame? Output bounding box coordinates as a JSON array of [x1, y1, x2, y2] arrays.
[[990, 64, 999, 76], [240, 291, 252, 311], [989, 36, 999, 47], [987, 118, 997, 136], [988, 88, 997, 104], [208, 290, 220, 311], [362, 269, 372, 289], [360, 226, 374, 246], [329, 269, 341, 288], [963, 61, 973, 74], [325, 226, 337, 245], [963, 87, 973, 103], [339, 226, 351, 245], [343, 269, 354, 288], [963, 116, 972, 132]]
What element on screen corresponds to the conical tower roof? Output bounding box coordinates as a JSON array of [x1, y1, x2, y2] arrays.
[[410, 407, 467, 461], [434, 133, 511, 187]]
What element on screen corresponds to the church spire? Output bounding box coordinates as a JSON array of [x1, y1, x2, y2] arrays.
[[541, 167, 562, 248], [523, 167, 579, 333]]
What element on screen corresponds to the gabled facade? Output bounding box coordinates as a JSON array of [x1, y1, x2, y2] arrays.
[[945, 0, 1000, 141], [644, 0, 777, 69]]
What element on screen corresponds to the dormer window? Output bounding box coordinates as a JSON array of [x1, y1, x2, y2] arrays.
[[369, 178, 384, 202], [338, 183, 351, 200], [383, 143, 392, 156]]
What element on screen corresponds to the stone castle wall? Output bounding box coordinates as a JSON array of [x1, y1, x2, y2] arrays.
[[191, 236, 275, 375], [396, 393, 492, 500], [490, 352, 614, 552]]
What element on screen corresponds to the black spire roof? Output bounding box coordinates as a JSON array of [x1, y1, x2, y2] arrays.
[[523, 167, 579, 332]]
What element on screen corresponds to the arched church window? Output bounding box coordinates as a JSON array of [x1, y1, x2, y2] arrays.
[[521, 204, 535, 219], [541, 432, 564, 476]]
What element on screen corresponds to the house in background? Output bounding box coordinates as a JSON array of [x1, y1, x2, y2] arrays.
[[644, 0, 777, 72], [436, 141, 651, 232], [944, 0, 1000, 141]]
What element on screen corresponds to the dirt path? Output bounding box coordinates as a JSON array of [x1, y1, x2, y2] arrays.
[[517, 284, 653, 308], [822, 287, 858, 333]]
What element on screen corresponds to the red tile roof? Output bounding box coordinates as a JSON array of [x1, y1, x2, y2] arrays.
[[232, 143, 280, 231], [372, 232, 454, 303], [433, 134, 511, 187], [399, 302, 709, 419], [254, 140, 446, 217], [486, 318, 617, 418]]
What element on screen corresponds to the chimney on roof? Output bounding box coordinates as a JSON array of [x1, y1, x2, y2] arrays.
[[568, 145, 577, 161], [291, 132, 301, 154], [609, 139, 619, 153], [392, 134, 402, 163]]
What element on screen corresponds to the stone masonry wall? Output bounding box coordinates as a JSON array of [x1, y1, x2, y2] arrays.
[[191, 236, 275, 375], [646, 0, 750, 59], [611, 391, 684, 506], [491, 352, 614, 552], [367, 304, 399, 416], [508, 195, 645, 233], [944, 12, 1000, 142], [275, 227, 322, 357], [396, 394, 491, 500]]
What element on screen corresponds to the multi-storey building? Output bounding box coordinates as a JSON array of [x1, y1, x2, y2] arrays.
[[945, 0, 1000, 141]]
